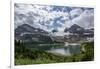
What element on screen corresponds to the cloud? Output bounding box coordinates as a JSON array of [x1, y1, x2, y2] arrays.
[[70, 8, 83, 19], [14, 3, 94, 34], [72, 9, 94, 29], [15, 4, 70, 31]]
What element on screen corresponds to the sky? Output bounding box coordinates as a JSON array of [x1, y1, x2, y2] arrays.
[[14, 3, 94, 33]]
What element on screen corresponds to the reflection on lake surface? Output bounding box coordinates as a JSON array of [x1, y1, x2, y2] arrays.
[[47, 45, 81, 56], [25, 43, 81, 56]]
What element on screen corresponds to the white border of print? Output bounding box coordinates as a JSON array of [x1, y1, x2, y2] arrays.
[[10, 0, 95, 69]]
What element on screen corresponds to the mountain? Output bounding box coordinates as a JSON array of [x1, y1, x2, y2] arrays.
[[15, 24, 53, 43], [84, 28, 94, 33], [64, 28, 68, 32], [64, 24, 85, 34], [68, 24, 94, 35], [15, 4, 94, 33], [15, 24, 94, 43], [67, 24, 85, 34], [15, 24, 48, 35]]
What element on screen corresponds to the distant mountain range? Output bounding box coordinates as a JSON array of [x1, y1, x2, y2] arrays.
[[15, 24, 48, 35], [15, 24, 53, 43], [64, 24, 93, 34], [15, 24, 94, 43]]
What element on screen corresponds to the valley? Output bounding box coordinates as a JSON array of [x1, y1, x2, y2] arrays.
[[14, 4, 94, 65]]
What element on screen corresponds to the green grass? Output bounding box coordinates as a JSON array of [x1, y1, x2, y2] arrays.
[[15, 55, 75, 65], [15, 40, 94, 65], [15, 58, 57, 65]]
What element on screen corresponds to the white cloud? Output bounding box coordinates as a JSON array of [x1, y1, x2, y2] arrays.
[[15, 3, 94, 34], [70, 8, 83, 18], [72, 9, 94, 29]]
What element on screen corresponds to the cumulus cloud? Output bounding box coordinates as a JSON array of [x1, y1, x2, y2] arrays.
[[70, 8, 83, 19], [72, 9, 94, 29], [14, 3, 94, 34]]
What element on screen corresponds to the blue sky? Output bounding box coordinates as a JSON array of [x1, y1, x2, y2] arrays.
[[15, 3, 94, 33]]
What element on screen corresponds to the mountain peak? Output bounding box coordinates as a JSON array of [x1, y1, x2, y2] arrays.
[[71, 24, 82, 28], [15, 24, 49, 37], [68, 24, 84, 34], [19, 24, 34, 29]]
